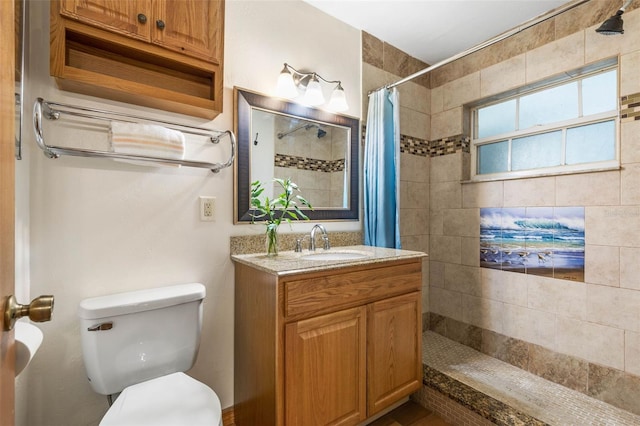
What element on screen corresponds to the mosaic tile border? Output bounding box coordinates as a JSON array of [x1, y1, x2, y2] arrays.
[[274, 153, 345, 172], [621, 92, 640, 123], [400, 134, 429, 157], [427, 312, 640, 416], [362, 126, 469, 158], [429, 135, 471, 156]]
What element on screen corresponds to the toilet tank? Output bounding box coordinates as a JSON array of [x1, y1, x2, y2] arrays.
[[78, 283, 205, 395]]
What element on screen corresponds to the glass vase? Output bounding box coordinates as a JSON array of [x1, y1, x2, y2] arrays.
[[266, 227, 278, 256]]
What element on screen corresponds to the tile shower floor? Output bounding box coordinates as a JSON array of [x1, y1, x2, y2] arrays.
[[424, 331, 640, 425]]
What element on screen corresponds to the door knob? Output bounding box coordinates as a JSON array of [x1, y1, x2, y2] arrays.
[[3, 295, 54, 331], [156, 19, 165, 30]]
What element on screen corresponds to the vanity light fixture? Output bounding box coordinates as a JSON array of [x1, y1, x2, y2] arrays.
[[276, 63, 348, 112]]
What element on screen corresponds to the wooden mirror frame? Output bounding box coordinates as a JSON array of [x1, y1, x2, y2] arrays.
[[234, 87, 360, 223]]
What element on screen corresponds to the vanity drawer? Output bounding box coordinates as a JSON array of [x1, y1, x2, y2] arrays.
[[283, 260, 422, 319]]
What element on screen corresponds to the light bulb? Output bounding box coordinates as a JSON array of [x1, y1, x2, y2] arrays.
[[303, 76, 325, 106], [276, 66, 299, 99], [328, 84, 348, 112]]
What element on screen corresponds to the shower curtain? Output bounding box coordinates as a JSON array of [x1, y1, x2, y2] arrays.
[[363, 87, 401, 249]]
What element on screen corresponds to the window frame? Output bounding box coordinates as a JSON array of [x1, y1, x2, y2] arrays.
[[469, 63, 620, 182]]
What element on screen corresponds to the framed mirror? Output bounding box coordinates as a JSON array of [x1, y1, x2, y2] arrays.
[[234, 87, 359, 223]]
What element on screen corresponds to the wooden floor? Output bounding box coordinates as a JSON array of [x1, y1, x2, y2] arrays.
[[367, 401, 451, 426], [225, 400, 450, 426]]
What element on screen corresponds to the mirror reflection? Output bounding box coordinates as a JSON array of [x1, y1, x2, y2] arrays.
[[253, 110, 349, 208], [234, 88, 359, 223]]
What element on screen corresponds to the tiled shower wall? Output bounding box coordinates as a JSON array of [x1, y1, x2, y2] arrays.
[[427, 0, 640, 415], [361, 34, 431, 314], [363, 0, 640, 416]]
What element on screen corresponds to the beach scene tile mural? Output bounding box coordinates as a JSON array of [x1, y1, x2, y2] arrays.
[[480, 207, 585, 282]]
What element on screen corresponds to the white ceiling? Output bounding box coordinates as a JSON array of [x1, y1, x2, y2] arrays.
[[303, 0, 572, 65]]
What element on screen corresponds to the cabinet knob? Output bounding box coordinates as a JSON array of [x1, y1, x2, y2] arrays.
[[137, 13, 147, 24], [156, 19, 165, 30]]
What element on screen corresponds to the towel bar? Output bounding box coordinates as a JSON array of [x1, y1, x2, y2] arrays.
[[32, 98, 235, 173]]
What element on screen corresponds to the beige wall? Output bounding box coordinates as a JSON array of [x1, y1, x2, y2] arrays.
[[362, 45, 431, 315], [18, 1, 360, 425], [429, 0, 640, 403]]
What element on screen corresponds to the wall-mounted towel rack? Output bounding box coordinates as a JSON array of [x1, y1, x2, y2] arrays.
[[32, 98, 235, 173]]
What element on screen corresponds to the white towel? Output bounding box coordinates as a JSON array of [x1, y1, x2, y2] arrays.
[[109, 122, 185, 166]]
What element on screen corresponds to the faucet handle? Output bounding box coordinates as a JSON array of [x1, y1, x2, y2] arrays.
[[322, 235, 331, 250], [294, 235, 308, 252]]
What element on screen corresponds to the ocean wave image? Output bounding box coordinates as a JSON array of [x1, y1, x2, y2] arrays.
[[480, 207, 585, 281]]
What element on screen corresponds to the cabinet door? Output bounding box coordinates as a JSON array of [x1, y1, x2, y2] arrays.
[[367, 292, 422, 416], [285, 306, 367, 426], [59, 0, 151, 41], [152, 0, 223, 63]]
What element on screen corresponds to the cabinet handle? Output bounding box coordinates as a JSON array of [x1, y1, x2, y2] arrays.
[[137, 13, 147, 24], [156, 19, 165, 30]]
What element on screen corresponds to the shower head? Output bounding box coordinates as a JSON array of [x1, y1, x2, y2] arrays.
[[596, 0, 633, 35], [276, 123, 326, 139], [596, 10, 625, 35]]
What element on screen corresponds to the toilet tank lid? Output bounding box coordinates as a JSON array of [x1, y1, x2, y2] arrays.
[[78, 283, 206, 320]]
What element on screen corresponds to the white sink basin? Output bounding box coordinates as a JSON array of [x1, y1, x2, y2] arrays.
[[301, 251, 371, 261], [15, 322, 43, 377]]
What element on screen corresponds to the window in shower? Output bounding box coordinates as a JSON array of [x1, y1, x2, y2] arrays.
[[470, 63, 618, 180]]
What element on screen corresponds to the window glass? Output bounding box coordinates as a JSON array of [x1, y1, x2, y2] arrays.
[[477, 100, 516, 139], [582, 70, 617, 115], [478, 141, 509, 174], [512, 131, 562, 171], [566, 120, 616, 165], [472, 65, 618, 178], [519, 83, 578, 129]]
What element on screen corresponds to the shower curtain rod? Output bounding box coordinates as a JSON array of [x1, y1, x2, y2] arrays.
[[375, 0, 591, 93]]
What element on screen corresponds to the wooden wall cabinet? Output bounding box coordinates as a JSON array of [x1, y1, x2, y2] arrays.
[[234, 258, 423, 426], [51, 0, 224, 118]]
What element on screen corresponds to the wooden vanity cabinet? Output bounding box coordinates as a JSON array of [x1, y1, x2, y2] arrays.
[[51, 0, 224, 118], [285, 306, 367, 425], [367, 292, 422, 416], [234, 258, 423, 426]]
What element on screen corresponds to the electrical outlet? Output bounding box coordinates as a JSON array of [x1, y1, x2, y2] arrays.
[[199, 196, 216, 221]]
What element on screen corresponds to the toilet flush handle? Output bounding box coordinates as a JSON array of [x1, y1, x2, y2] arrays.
[[3, 294, 54, 331], [87, 322, 113, 332]]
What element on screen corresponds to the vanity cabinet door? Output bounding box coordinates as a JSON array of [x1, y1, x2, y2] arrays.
[[59, 0, 152, 41], [285, 306, 367, 426], [367, 292, 422, 416], [152, 0, 223, 63]]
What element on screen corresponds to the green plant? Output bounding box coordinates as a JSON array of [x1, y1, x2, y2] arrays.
[[250, 178, 312, 255]]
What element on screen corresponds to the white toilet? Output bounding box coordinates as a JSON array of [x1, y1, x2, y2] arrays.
[[78, 283, 222, 426]]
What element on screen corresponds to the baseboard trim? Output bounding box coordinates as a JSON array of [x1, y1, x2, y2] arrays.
[[222, 406, 234, 425]]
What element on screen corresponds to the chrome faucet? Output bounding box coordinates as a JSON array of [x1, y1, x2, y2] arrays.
[[309, 224, 330, 251]]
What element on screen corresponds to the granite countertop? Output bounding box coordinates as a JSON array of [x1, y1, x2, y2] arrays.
[[230, 244, 427, 276]]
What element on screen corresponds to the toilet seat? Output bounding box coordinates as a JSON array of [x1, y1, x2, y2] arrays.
[[100, 372, 222, 426]]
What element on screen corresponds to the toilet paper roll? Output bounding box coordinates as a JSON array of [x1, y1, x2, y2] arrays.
[[15, 321, 43, 376]]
